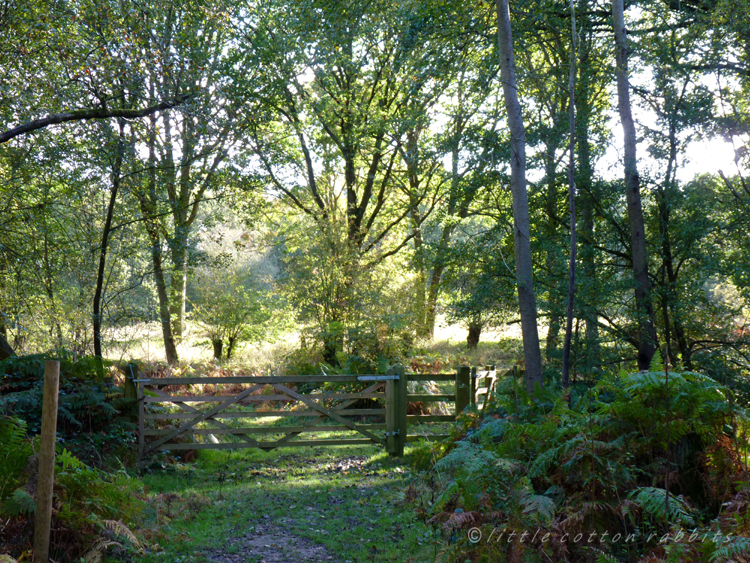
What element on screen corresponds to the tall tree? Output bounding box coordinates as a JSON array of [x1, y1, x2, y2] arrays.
[[562, 0, 578, 389], [496, 0, 544, 391], [612, 0, 657, 370]]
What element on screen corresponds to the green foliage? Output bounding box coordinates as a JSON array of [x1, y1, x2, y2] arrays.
[[630, 487, 696, 527], [0, 430, 144, 560], [710, 536, 750, 562], [0, 417, 32, 503], [3, 488, 36, 517], [0, 354, 136, 462], [54, 448, 145, 531], [421, 367, 750, 562]]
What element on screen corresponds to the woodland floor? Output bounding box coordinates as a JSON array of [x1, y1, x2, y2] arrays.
[[134, 445, 440, 563]]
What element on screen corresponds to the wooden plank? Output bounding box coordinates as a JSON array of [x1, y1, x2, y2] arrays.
[[143, 385, 263, 456], [145, 375, 382, 386], [144, 408, 386, 420], [155, 439, 378, 450], [142, 392, 385, 403], [272, 383, 384, 444], [144, 424, 388, 436], [405, 374, 455, 382], [394, 365, 407, 456], [470, 366, 477, 404], [407, 415, 456, 423], [406, 394, 455, 402], [146, 388, 263, 449], [406, 434, 452, 442]]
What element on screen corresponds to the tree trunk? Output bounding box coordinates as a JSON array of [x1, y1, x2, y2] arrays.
[[212, 338, 223, 361], [150, 235, 179, 364], [169, 240, 188, 339], [562, 0, 578, 390], [226, 336, 236, 361], [93, 119, 125, 364], [142, 106, 178, 364], [659, 114, 692, 370], [0, 332, 13, 360], [576, 1, 600, 372], [423, 266, 444, 339], [612, 0, 657, 370], [467, 322, 482, 350], [545, 313, 562, 358], [543, 139, 564, 362], [496, 0, 544, 392]]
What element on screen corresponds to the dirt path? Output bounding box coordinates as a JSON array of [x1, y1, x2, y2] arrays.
[[138, 449, 434, 563], [204, 521, 333, 563]]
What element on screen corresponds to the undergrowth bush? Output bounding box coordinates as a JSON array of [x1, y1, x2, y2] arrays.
[[0, 353, 136, 465], [416, 359, 750, 562]]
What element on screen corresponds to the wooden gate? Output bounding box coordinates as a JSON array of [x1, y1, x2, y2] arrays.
[[136, 364, 514, 460]]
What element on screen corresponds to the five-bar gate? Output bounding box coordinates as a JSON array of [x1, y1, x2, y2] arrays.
[[135, 364, 517, 460]]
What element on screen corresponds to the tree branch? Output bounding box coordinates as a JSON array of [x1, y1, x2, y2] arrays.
[[0, 96, 190, 144]]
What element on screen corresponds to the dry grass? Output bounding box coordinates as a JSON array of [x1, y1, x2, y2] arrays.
[[102, 315, 532, 373]]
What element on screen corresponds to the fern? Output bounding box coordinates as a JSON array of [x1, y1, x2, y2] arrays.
[[520, 493, 555, 524], [0, 416, 32, 502], [650, 351, 664, 372], [710, 536, 750, 562], [630, 487, 696, 527], [3, 488, 36, 516], [588, 547, 622, 563], [103, 519, 143, 553]]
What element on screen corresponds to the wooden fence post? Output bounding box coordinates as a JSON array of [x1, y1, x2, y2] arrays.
[[456, 365, 471, 415], [124, 363, 138, 400], [385, 364, 407, 457], [34, 360, 60, 563], [137, 377, 145, 463], [470, 366, 477, 405], [385, 365, 396, 455]]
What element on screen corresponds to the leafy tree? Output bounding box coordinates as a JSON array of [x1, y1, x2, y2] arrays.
[[189, 222, 284, 361], [236, 0, 483, 361]]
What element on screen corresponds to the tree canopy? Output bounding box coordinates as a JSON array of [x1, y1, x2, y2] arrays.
[[0, 0, 749, 393]]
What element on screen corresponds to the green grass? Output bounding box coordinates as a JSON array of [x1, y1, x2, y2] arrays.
[[134, 443, 443, 563]]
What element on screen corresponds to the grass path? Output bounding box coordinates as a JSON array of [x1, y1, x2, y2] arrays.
[[133, 445, 441, 563]]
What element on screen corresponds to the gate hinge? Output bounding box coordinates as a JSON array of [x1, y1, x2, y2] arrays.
[[385, 430, 400, 436]]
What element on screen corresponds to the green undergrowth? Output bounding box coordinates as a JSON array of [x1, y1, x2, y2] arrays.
[[0, 353, 137, 465], [134, 444, 441, 563], [0, 417, 146, 561], [414, 359, 750, 563]]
